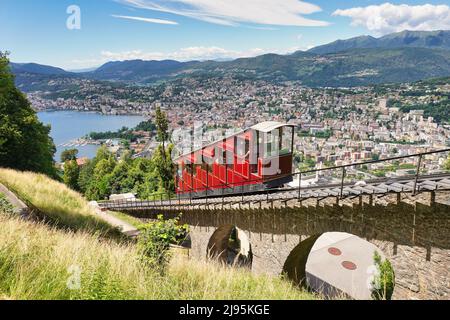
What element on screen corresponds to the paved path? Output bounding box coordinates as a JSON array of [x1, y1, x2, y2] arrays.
[[89, 201, 139, 237], [0, 183, 30, 218]]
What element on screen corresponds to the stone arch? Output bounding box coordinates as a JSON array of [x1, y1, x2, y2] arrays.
[[282, 232, 394, 300], [207, 224, 253, 268]]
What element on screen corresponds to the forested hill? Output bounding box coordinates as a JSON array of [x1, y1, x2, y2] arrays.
[[10, 30, 450, 88]]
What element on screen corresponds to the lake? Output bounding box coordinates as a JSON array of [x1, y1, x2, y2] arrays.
[[38, 111, 145, 160]]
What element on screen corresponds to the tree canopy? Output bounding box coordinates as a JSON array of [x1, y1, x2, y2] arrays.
[[61, 149, 79, 162], [0, 52, 56, 176], [76, 145, 174, 201]]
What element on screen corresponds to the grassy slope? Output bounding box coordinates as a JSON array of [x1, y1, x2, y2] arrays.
[[0, 213, 315, 300], [0, 168, 119, 236], [0, 169, 316, 300]]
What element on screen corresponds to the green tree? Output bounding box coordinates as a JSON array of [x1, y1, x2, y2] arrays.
[[60, 148, 79, 162], [78, 159, 94, 193], [0, 52, 56, 176], [63, 160, 80, 191], [84, 146, 117, 200], [109, 160, 134, 195], [153, 144, 175, 194], [155, 106, 169, 157], [155, 106, 174, 192]]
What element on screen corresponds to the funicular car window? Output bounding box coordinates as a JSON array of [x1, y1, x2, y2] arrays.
[[280, 126, 293, 155], [202, 155, 213, 172], [185, 160, 193, 175], [226, 150, 234, 168], [235, 136, 247, 157], [215, 145, 226, 165], [264, 128, 280, 158]]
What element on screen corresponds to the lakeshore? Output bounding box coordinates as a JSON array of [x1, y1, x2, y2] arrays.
[[37, 110, 145, 160]]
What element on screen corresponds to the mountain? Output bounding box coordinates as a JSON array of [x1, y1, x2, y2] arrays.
[[10, 63, 78, 92], [87, 59, 199, 82], [10, 30, 450, 88], [10, 62, 73, 76], [309, 30, 450, 55]]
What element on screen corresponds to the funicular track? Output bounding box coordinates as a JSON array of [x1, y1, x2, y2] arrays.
[[98, 149, 450, 211]]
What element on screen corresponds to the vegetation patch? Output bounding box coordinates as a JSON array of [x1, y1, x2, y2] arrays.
[[371, 251, 395, 300], [138, 214, 189, 268]]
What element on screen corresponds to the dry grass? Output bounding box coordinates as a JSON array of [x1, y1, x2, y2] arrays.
[[0, 168, 118, 236], [0, 168, 316, 300], [0, 213, 316, 300], [166, 255, 317, 300]]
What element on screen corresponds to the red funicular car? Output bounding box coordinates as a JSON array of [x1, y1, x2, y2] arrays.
[[175, 121, 296, 197]]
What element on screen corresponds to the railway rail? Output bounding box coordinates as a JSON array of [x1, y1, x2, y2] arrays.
[[98, 149, 450, 211]]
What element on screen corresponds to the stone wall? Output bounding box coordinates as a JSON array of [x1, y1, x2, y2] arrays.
[[126, 200, 450, 300]]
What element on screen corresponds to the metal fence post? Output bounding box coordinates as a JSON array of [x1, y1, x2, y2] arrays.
[[413, 154, 423, 195], [297, 173, 302, 201], [340, 167, 346, 199], [168, 190, 171, 207], [206, 177, 209, 207]]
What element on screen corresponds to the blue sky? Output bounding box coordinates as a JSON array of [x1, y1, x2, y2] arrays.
[[1, 0, 449, 69]]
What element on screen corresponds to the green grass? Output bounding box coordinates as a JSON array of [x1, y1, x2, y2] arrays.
[[0, 168, 120, 237], [0, 212, 316, 300]]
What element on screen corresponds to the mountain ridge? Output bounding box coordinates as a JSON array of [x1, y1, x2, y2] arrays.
[[309, 30, 450, 55], [10, 30, 450, 88]]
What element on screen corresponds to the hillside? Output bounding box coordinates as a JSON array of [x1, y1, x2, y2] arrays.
[[181, 47, 450, 86], [87, 59, 199, 82], [0, 169, 316, 300], [10, 62, 74, 76], [309, 30, 450, 55], [0, 168, 119, 236]]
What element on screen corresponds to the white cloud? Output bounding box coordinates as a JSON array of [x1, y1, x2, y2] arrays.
[[333, 3, 450, 35], [111, 14, 178, 25], [119, 0, 329, 27], [69, 45, 307, 68], [100, 46, 300, 61]]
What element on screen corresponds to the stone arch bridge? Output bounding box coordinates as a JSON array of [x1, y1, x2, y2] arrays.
[[119, 193, 450, 300]]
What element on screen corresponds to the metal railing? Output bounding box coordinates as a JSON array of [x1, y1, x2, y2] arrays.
[[98, 148, 450, 209]]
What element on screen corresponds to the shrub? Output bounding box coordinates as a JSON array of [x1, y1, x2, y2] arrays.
[[371, 251, 395, 300], [137, 214, 189, 269]]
